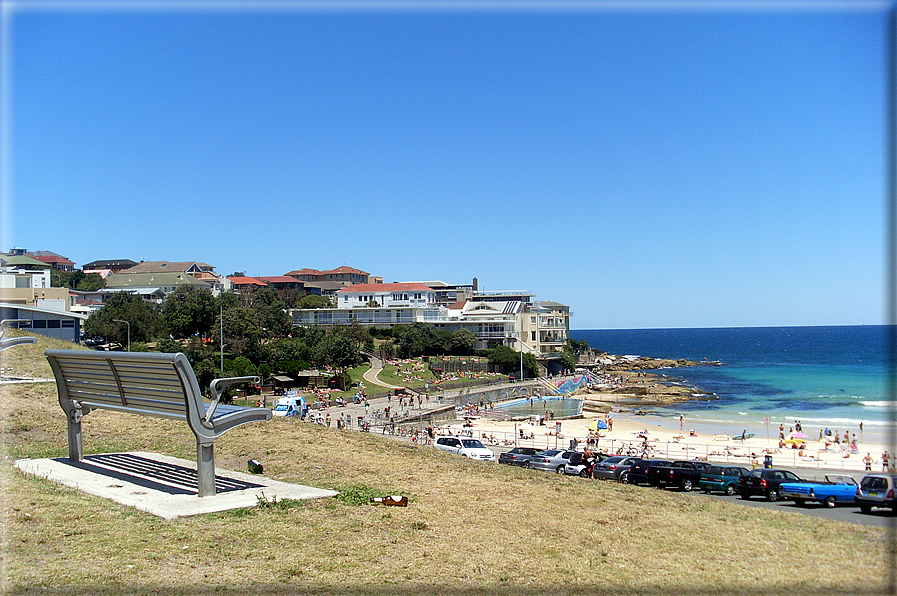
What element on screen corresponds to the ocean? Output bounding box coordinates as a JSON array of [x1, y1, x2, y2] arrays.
[[570, 326, 895, 439]]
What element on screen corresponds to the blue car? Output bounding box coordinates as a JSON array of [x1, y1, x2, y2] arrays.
[[780, 474, 858, 508]]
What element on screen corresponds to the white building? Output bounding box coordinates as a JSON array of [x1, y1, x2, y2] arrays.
[[292, 281, 570, 359], [337, 282, 437, 309]]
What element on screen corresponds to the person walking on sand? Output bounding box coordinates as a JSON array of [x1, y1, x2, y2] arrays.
[[864, 453, 873, 471], [882, 451, 890, 472], [680, 415, 684, 431]]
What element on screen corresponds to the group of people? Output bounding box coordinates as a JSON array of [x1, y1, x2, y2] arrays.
[[862, 450, 893, 472]]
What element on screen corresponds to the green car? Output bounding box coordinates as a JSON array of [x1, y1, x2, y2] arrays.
[[699, 465, 750, 495]]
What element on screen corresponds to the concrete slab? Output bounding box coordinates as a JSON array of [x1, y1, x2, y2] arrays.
[[14, 451, 337, 520]]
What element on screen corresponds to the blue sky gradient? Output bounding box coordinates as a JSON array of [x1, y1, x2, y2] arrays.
[[3, 1, 888, 329]]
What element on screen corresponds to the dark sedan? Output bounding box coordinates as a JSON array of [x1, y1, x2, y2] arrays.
[[498, 447, 542, 467], [737, 468, 803, 502], [626, 459, 672, 486]]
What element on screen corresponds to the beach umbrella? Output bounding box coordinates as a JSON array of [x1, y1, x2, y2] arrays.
[[589, 419, 608, 431], [788, 431, 809, 440]]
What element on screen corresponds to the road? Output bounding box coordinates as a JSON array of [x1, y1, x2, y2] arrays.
[[490, 445, 895, 528]]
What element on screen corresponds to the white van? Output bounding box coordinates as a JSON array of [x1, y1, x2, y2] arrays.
[[272, 396, 306, 418], [434, 436, 496, 462]]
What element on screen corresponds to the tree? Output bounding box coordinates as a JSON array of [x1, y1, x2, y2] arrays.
[[163, 286, 217, 340], [296, 294, 333, 309], [84, 292, 165, 346], [315, 332, 362, 373], [251, 286, 292, 337], [566, 338, 590, 355], [77, 272, 105, 291], [449, 329, 477, 355], [487, 345, 539, 379], [392, 323, 442, 357]]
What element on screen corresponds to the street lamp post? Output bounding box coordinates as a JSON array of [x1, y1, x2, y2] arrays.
[[112, 319, 130, 352]]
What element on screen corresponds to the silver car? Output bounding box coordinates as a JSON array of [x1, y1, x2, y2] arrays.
[[527, 449, 576, 473], [593, 456, 640, 482]]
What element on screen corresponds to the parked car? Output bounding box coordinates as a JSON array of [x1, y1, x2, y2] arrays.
[[434, 436, 496, 462], [563, 451, 610, 477], [646, 460, 712, 491], [856, 474, 897, 513], [626, 459, 672, 486], [498, 447, 541, 467], [593, 456, 640, 482], [698, 465, 750, 495], [780, 474, 858, 508], [737, 469, 803, 501], [528, 449, 577, 473]]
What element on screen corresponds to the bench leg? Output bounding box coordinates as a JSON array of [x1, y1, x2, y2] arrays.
[[67, 409, 83, 461], [197, 440, 216, 497]]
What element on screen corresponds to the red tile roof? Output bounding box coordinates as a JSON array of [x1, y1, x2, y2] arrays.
[[256, 276, 301, 284], [227, 276, 267, 286]]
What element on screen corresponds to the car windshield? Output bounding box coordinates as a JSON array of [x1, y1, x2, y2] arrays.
[[707, 466, 722, 475], [461, 439, 486, 449], [540, 450, 562, 456]]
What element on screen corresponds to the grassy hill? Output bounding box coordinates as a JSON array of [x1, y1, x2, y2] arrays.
[[1, 332, 892, 595]]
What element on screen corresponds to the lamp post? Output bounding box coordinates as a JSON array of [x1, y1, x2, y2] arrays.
[[112, 319, 130, 352]]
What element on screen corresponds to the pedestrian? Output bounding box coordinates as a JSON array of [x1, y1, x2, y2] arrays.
[[864, 453, 873, 471], [883, 451, 890, 472], [680, 415, 684, 431]]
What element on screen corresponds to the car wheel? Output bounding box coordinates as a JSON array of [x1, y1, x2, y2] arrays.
[[556, 465, 566, 474], [794, 499, 806, 507], [681, 479, 693, 492], [619, 472, 629, 484], [579, 469, 589, 478], [523, 462, 531, 469], [824, 496, 837, 508], [725, 484, 736, 496], [860, 504, 872, 514], [767, 489, 780, 502], [740, 492, 751, 500]]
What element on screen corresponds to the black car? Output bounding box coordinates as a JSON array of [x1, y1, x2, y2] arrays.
[[737, 468, 803, 501], [498, 447, 541, 467], [626, 459, 672, 486]]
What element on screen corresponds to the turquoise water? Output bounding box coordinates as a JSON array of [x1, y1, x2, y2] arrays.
[[494, 396, 583, 419], [571, 326, 893, 436]]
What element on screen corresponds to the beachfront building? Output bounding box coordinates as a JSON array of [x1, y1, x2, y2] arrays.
[[108, 261, 228, 297], [104, 271, 212, 302], [284, 266, 370, 287], [290, 281, 571, 359]]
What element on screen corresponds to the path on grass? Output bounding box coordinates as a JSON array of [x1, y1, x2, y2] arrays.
[[362, 355, 399, 389]]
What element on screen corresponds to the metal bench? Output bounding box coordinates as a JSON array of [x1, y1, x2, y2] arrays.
[[45, 349, 272, 497]]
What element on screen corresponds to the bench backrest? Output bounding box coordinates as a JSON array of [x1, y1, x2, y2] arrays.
[[45, 349, 203, 421]]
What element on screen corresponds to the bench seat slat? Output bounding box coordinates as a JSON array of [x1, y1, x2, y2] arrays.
[[63, 381, 187, 405], [59, 370, 185, 390]]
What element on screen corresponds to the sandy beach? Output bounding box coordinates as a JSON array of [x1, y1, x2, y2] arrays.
[[427, 371, 895, 474], [435, 410, 893, 474]]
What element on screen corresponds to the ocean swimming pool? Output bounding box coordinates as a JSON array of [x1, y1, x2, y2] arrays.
[[494, 396, 583, 419]]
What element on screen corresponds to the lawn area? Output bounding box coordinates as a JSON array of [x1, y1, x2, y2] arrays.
[[2, 335, 893, 595]]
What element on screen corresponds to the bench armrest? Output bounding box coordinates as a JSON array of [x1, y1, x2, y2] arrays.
[[205, 375, 261, 423]]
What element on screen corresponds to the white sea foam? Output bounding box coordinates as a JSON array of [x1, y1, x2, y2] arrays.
[[860, 400, 897, 409]]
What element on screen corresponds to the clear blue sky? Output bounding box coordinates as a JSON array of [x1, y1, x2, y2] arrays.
[[2, 1, 888, 329]]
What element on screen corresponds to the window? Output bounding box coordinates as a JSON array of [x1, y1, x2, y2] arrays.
[[32, 320, 47, 328], [61, 320, 74, 328], [47, 320, 61, 328]]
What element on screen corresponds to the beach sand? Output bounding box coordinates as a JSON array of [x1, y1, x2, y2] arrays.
[[437, 395, 893, 474]]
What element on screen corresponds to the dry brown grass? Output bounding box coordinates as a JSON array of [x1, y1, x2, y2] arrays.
[[1, 333, 893, 595]]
